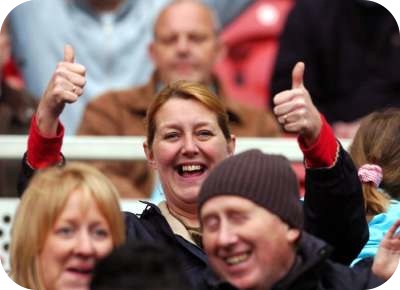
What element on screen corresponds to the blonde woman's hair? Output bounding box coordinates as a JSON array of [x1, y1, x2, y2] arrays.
[[10, 162, 125, 290], [349, 108, 400, 216]]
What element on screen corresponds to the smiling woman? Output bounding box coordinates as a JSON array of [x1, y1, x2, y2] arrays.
[[144, 80, 235, 230], [9, 162, 125, 290]]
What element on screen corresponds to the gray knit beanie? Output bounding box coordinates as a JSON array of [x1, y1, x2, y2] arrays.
[[198, 149, 303, 229]]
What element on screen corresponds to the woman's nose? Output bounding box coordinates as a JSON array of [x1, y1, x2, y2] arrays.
[[181, 135, 199, 156], [74, 231, 96, 256]]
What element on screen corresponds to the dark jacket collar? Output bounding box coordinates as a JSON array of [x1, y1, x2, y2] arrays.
[[138, 201, 209, 262], [272, 232, 333, 290]]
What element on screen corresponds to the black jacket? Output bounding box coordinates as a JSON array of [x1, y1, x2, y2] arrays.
[[271, 0, 400, 123], [304, 145, 368, 265], [271, 232, 383, 290], [123, 204, 380, 290], [18, 145, 370, 289]]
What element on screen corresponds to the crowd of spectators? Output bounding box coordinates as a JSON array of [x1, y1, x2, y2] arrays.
[[1, 1, 400, 290]]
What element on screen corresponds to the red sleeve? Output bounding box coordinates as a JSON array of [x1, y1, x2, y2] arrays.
[[298, 115, 338, 168], [27, 115, 64, 169]]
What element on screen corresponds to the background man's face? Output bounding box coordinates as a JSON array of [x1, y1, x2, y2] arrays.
[[150, 1, 221, 85], [201, 196, 299, 290], [0, 22, 10, 70]]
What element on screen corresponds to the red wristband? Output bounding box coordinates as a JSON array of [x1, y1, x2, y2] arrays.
[[27, 115, 64, 169], [298, 115, 338, 168]]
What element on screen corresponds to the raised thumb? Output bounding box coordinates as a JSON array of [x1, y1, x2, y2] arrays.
[[63, 44, 75, 63], [292, 61, 305, 89]]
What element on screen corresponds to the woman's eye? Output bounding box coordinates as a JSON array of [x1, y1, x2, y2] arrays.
[[55, 227, 74, 237], [197, 130, 213, 140], [164, 132, 179, 140], [93, 228, 110, 239]]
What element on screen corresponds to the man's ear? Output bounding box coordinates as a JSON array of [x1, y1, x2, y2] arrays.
[[143, 141, 157, 170], [287, 228, 301, 244], [215, 40, 226, 63], [148, 41, 157, 63]]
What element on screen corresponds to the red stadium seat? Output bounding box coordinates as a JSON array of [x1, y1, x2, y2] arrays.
[[2, 57, 25, 89], [214, 0, 294, 108]]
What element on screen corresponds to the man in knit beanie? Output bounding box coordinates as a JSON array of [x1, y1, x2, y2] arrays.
[[198, 149, 303, 230], [198, 149, 383, 290]]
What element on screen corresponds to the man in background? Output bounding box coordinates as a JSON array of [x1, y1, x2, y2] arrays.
[[77, 0, 280, 198], [9, 0, 253, 134]]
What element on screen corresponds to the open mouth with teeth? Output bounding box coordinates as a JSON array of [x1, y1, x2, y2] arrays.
[[176, 164, 206, 177], [224, 252, 251, 266], [67, 267, 93, 276]]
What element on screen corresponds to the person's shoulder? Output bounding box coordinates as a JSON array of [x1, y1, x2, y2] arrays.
[[321, 259, 384, 290], [293, 0, 337, 16], [224, 98, 275, 124], [123, 202, 172, 240], [89, 83, 152, 109], [224, 98, 262, 116], [123, 210, 142, 221]]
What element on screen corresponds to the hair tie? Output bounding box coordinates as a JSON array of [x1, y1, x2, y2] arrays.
[[358, 164, 383, 188]]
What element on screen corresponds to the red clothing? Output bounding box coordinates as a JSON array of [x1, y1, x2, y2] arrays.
[[299, 115, 338, 168], [27, 116, 63, 169]]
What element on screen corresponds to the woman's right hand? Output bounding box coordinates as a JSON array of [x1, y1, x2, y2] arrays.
[[372, 219, 400, 280], [36, 44, 86, 136]]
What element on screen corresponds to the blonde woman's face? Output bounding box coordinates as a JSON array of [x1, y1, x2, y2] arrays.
[[38, 191, 113, 290]]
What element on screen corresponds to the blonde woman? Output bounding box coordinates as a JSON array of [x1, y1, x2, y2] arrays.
[[10, 162, 125, 290]]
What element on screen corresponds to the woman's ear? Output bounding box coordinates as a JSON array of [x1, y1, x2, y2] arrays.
[[227, 134, 236, 156], [143, 141, 157, 170]]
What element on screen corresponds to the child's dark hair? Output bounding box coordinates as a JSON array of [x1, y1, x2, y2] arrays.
[[90, 241, 191, 290]]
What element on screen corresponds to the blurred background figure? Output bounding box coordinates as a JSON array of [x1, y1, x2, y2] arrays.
[[10, 162, 125, 290], [8, 0, 253, 134], [90, 241, 191, 290], [349, 108, 400, 266], [270, 0, 400, 138], [77, 0, 280, 199], [0, 20, 36, 197]]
